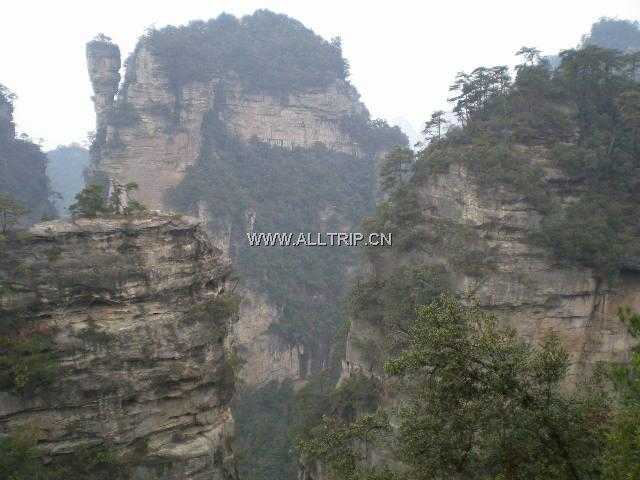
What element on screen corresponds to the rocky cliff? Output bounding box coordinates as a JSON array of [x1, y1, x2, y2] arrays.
[[85, 14, 408, 477], [0, 214, 238, 479], [322, 41, 640, 477], [86, 39, 365, 213], [86, 12, 405, 391], [343, 157, 638, 385], [86, 36, 120, 136]]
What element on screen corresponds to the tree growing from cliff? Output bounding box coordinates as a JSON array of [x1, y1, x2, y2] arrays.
[[448, 66, 511, 125], [422, 110, 448, 143], [69, 183, 146, 218], [516, 46, 542, 65], [379, 147, 413, 194]]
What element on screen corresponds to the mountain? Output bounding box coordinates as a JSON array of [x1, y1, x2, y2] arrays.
[[300, 23, 640, 479], [0, 84, 56, 224], [582, 17, 640, 52], [85, 11, 406, 478]]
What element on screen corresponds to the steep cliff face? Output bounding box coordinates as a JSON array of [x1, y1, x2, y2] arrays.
[[0, 214, 238, 479], [86, 12, 405, 391], [343, 157, 637, 385], [86, 37, 121, 136], [87, 42, 215, 210], [233, 289, 304, 386], [87, 42, 365, 213], [322, 41, 640, 477]]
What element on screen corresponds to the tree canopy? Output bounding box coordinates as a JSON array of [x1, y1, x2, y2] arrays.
[[140, 10, 350, 95]]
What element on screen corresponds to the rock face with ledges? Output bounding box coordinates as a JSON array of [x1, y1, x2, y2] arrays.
[[343, 154, 638, 385], [0, 214, 238, 480]]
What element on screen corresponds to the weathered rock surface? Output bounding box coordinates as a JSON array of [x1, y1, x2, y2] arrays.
[[343, 156, 638, 384], [233, 289, 305, 386], [0, 214, 238, 479], [323, 150, 640, 480], [86, 39, 121, 134]]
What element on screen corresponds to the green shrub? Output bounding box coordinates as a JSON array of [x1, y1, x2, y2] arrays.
[[69, 184, 110, 218], [0, 427, 44, 479], [0, 428, 131, 480], [0, 332, 56, 395], [187, 293, 240, 327]]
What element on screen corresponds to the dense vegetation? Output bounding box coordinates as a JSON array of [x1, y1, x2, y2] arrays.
[[370, 41, 640, 277], [300, 295, 640, 480], [137, 10, 349, 96], [603, 307, 640, 478], [170, 109, 405, 352], [46, 144, 89, 214], [0, 84, 56, 224], [0, 425, 139, 480]]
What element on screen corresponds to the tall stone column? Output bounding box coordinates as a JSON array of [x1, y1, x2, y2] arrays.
[[86, 35, 121, 137]]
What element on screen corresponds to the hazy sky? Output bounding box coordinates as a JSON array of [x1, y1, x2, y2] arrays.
[[2, 0, 639, 149]]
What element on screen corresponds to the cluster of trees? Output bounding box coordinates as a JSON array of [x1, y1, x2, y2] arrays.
[[142, 10, 350, 96], [3, 180, 146, 222], [376, 39, 640, 276], [300, 294, 640, 480], [0, 84, 56, 225], [69, 182, 146, 218]]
